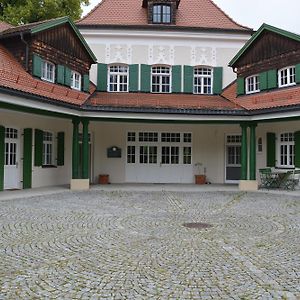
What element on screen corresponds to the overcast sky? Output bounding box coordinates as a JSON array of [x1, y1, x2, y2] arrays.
[[82, 0, 300, 33]]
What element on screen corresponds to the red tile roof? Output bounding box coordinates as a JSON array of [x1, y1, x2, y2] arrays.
[[87, 92, 242, 111], [0, 44, 90, 106], [0, 21, 13, 33], [222, 82, 300, 111], [78, 0, 250, 31]]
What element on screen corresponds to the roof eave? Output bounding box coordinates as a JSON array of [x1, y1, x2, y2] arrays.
[[77, 23, 253, 34]]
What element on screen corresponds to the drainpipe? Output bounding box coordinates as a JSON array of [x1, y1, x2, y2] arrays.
[[20, 32, 29, 71]]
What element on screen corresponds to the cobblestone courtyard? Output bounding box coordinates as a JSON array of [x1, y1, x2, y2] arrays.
[[0, 189, 299, 299]]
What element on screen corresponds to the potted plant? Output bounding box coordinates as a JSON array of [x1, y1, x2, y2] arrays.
[[194, 162, 206, 184]]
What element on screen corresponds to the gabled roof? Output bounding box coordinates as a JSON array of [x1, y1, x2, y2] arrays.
[[0, 44, 90, 106], [0, 21, 13, 33], [0, 17, 97, 63], [222, 81, 300, 111], [78, 0, 251, 32], [229, 23, 300, 67]]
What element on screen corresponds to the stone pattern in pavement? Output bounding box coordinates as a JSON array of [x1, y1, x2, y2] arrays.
[[0, 190, 299, 299]]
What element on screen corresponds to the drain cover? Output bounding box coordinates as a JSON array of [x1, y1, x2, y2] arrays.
[[183, 222, 213, 229]]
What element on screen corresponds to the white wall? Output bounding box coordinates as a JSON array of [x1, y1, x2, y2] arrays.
[[90, 121, 241, 184], [0, 109, 72, 189], [80, 29, 251, 88]]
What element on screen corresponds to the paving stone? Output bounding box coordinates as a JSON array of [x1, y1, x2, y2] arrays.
[[0, 190, 299, 299]]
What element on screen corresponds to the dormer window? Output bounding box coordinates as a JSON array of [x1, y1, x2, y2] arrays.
[[278, 66, 295, 88], [153, 4, 171, 24], [245, 74, 260, 94], [41, 60, 55, 83], [71, 71, 82, 91]]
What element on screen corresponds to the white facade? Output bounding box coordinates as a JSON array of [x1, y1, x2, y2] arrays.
[[80, 29, 251, 88]]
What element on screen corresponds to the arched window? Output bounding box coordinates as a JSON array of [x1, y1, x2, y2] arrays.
[[193, 67, 213, 94], [151, 66, 171, 93], [108, 65, 129, 92]]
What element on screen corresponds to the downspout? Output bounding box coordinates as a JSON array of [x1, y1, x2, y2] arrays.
[[20, 32, 29, 71]]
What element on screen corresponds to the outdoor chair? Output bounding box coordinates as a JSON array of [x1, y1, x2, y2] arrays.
[[281, 170, 300, 190], [259, 168, 276, 189]]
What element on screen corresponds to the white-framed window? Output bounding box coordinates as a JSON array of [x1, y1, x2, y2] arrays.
[[245, 75, 260, 94], [126, 131, 192, 165], [108, 65, 128, 92], [71, 71, 81, 91], [41, 60, 55, 83], [193, 67, 213, 94], [257, 137, 263, 153], [151, 66, 171, 93], [152, 4, 171, 24], [278, 66, 296, 88], [43, 131, 54, 166], [278, 132, 294, 168]]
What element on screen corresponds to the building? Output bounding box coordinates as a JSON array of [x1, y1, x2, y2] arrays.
[[0, 0, 299, 191]]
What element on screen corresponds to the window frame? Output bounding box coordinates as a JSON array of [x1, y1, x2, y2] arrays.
[[151, 65, 171, 93], [42, 131, 54, 166], [193, 67, 213, 95], [245, 74, 260, 94], [41, 60, 55, 83], [152, 4, 171, 24], [278, 66, 296, 88], [108, 64, 129, 93], [71, 70, 82, 91], [277, 132, 295, 168]]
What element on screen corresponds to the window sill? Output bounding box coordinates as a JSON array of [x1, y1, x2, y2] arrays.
[[42, 165, 57, 169], [245, 90, 260, 95]]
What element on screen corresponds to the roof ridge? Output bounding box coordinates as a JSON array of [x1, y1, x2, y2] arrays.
[[210, 0, 252, 31]]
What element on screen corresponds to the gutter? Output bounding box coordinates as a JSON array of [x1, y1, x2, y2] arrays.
[[20, 32, 29, 71]]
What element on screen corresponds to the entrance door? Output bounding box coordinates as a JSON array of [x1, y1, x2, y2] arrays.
[[225, 134, 241, 183], [4, 128, 20, 189], [126, 131, 193, 183]]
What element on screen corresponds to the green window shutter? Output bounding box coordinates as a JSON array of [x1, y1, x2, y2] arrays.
[[141, 64, 151, 92], [57, 132, 65, 166], [213, 67, 223, 94], [266, 132, 276, 167], [237, 77, 245, 95], [295, 64, 300, 84], [183, 65, 193, 93], [129, 64, 139, 92], [34, 129, 43, 167], [267, 70, 277, 89], [0, 126, 4, 191], [172, 65, 182, 93], [64, 67, 71, 87], [260, 71, 268, 90], [23, 128, 33, 189], [294, 131, 300, 168], [32, 54, 42, 78], [57, 65, 65, 85], [97, 63, 108, 92], [83, 74, 90, 92]]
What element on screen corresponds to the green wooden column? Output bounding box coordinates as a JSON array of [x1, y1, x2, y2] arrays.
[[240, 123, 248, 180], [72, 118, 80, 179], [249, 123, 257, 180], [82, 118, 89, 180]]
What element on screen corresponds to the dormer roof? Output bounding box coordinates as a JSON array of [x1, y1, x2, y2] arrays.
[[0, 17, 97, 63], [77, 0, 251, 32], [229, 23, 300, 68]]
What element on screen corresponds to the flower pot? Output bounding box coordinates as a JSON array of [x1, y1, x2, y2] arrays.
[[99, 174, 109, 184], [195, 175, 206, 185]]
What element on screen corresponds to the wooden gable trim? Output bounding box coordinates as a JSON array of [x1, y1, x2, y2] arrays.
[[229, 23, 300, 68]]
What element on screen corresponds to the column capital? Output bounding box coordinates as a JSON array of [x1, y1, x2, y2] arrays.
[[72, 117, 80, 125], [81, 118, 90, 126]]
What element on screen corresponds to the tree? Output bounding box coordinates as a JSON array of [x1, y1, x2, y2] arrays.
[[0, 0, 90, 25]]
